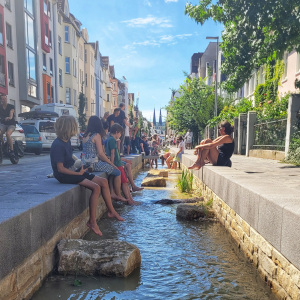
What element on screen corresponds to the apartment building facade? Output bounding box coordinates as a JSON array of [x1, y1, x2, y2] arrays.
[[1, 0, 131, 124]]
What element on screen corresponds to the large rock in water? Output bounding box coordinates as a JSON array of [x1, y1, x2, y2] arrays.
[[155, 197, 204, 204], [57, 239, 141, 277], [176, 203, 206, 220], [141, 176, 166, 187]]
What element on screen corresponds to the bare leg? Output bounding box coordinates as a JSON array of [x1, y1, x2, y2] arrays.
[[171, 161, 177, 170], [154, 159, 158, 169], [79, 179, 103, 236], [121, 183, 140, 205], [166, 156, 173, 169], [109, 175, 127, 202], [124, 163, 144, 191], [92, 176, 124, 221], [6, 128, 14, 151]]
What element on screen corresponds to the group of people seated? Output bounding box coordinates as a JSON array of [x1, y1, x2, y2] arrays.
[[50, 114, 144, 237]]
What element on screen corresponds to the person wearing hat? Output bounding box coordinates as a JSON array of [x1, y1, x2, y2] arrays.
[[0, 94, 16, 158]]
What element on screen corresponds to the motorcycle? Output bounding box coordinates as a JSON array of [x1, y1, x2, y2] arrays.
[[0, 123, 24, 164]]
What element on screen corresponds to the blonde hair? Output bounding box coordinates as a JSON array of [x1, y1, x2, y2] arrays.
[[55, 116, 78, 141]]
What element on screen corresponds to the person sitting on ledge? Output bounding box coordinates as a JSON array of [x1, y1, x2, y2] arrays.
[[188, 121, 234, 170]]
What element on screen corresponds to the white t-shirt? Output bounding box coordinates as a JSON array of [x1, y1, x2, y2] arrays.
[[179, 140, 185, 153]]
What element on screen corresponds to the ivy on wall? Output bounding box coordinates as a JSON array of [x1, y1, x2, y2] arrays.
[[254, 60, 288, 121]]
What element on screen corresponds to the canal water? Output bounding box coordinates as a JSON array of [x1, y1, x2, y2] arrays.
[[33, 168, 275, 300]]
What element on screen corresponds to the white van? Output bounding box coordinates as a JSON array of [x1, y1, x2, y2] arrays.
[[30, 104, 80, 148], [18, 110, 79, 149], [31, 103, 77, 118]]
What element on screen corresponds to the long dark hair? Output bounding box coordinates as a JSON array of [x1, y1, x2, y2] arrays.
[[220, 121, 234, 135], [84, 115, 106, 138]]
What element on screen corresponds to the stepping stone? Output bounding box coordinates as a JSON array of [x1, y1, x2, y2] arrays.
[[58, 239, 141, 277]]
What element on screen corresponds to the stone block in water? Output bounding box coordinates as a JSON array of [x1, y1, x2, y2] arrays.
[[141, 176, 166, 187], [57, 239, 141, 277], [176, 203, 206, 220]]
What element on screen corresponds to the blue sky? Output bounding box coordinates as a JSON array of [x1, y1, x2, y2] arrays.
[[68, 0, 223, 122]]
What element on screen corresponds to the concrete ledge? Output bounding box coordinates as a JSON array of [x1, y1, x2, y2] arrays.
[[249, 149, 285, 161], [0, 154, 142, 300], [182, 154, 300, 271]]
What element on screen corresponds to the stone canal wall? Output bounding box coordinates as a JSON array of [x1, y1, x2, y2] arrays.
[[182, 155, 300, 300], [0, 155, 142, 300]]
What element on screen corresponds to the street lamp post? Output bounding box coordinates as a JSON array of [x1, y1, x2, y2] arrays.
[[206, 36, 219, 139]]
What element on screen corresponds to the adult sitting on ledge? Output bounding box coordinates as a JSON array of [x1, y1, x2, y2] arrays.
[[188, 121, 234, 170]]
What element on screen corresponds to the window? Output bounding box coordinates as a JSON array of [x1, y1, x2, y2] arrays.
[[47, 82, 51, 102], [6, 23, 13, 48], [49, 30, 52, 47], [0, 13, 3, 45], [0, 55, 6, 87], [85, 73, 87, 86], [66, 87, 71, 104], [58, 36, 62, 55], [73, 59, 77, 77], [59, 68, 62, 86], [72, 29, 76, 47], [65, 26, 69, 43], [283, 52, 288, 79], [51, 86, 54, 102], [91, 52, 94, 66], [84, 49, 87, 63], [24, 0, 33, 15], [5, 0, 11, 10], [58, 14, 61, 24], [65, 57, 70, 74], [25, 14, 34, 49], [8, 61, 14, 86], [28, 84, 37, 97], [44, 0, 47, 15], [45, 23, 48, 45], [47, 1, 51, 18], [50, 58, 53, 75], [73, 89, 77, 106], [27, 49, 36, 80], [43, 53, 46, 71], [296, 52, 300, 73]]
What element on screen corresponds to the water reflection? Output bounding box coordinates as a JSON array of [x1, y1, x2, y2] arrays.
[[33, 168, 275, 300]]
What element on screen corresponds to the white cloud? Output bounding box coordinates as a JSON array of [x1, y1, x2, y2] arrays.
[[122, 15, 173, 28], [144, 0, 152, 7], [123, 33, 194, 50], [164, 0, 178, 2]]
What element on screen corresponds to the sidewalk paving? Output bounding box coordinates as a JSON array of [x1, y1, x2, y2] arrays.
[[177, 148, 300, 197]]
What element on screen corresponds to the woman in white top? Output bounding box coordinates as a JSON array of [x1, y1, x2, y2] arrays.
[[171, 136, 185, 170]]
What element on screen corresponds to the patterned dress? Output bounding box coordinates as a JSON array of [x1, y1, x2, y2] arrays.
[[82, 133, 116, 175]]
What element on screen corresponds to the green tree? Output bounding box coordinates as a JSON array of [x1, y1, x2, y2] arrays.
[[185, 0, 300, 92], [166, 76, 222, 141], [78, 84, 87, 131]]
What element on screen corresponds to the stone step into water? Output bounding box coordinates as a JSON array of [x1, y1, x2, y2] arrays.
[[58, 239, 141, 277], [176, 203, 215, 220]]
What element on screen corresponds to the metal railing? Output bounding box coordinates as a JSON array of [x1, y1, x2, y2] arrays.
[[253, 119, 287, 151]]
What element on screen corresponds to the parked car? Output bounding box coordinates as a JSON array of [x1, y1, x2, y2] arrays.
[[21, 124, 42, 155], [19, 111, 80, 149]]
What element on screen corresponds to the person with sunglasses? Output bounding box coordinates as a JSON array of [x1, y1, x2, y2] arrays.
[[188, 121, 234, 170]]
